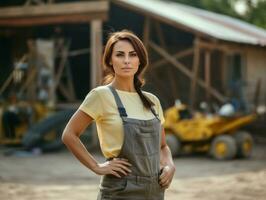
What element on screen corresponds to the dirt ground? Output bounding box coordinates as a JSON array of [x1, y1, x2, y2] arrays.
[[1, 141, 266, 200]]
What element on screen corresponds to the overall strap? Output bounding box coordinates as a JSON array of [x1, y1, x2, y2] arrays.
[[108, 86, 128, 117], [150, 106, 160, 120]]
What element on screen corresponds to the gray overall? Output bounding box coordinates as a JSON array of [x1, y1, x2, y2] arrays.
[[97, 86, 164, 200]]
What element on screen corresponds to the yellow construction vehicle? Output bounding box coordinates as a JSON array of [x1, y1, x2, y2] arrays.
[[0, 99, 49, 145], [164, 101, 256, 160]]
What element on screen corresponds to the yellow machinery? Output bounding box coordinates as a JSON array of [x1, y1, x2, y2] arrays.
[[0, 101, 49, 145], [164, 103, 256, 160]]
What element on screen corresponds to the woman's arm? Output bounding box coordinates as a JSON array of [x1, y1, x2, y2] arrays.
[[62, 109, 131, 178], [159, 128, 176, 189]]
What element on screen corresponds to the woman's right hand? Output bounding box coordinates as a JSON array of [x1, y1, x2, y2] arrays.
[[93, 158, 132, 178]]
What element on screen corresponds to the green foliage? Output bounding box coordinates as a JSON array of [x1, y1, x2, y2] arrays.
[[200, 0, 240, 18], [173, 0, 239, 16], [171, 0, 266, 29], [245, 0, 266, 29]]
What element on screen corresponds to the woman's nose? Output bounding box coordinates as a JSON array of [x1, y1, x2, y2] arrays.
[[124, 55, 130, 64]]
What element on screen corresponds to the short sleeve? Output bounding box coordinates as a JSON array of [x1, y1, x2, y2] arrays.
[[146, 93, 165, 124], [79, 89, 103, 121]]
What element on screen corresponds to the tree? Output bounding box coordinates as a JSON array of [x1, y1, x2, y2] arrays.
[[172, 0, 266, 30], [245, 0, 266, 29], [173, 0, 240, 17]]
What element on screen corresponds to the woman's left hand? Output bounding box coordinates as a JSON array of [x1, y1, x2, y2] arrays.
[[159, 165, 175, 189]]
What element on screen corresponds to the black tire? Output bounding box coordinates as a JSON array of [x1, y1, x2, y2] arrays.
[[166, 133, 181, 157], [234, 131, 253, 158], [210, 135, 237, 160], [22, 109, 75, 152]]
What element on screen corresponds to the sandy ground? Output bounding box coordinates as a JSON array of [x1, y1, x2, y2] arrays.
[[1, 141, 266, 200]]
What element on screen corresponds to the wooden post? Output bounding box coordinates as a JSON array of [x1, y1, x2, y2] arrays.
[[204, 50, 211, 102], [54, 44, 68, 89], [90, 20, 103, 149], [65, 62, 76, 101], [155, 21, 166, 49], [90, 19, 102, 89], [190, 38, 200, 109], [167, 66, 178, 102], [221, 52, 227, 92], [143, 16, 150, 48], [254, 78, 261, 108]]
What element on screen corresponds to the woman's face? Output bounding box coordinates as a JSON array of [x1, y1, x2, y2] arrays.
[[110, 40, 140, 78]]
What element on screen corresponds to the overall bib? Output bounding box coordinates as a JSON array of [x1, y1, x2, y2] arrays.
[[97, 86, 164, 200]]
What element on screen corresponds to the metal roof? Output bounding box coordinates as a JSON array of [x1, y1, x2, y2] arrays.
[[114, 0, 266, 46]]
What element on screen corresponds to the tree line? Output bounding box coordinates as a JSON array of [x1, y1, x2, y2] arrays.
[[172, 0, 266, 30]]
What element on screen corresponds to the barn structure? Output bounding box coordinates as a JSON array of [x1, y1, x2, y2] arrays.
[[111, 0, 266, 111], [0, 0, 266, 111]]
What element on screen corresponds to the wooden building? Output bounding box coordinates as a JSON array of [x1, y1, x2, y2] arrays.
[[0, 0, 109, 105], [1, 0, 266, 111], [111, 0, 266, 110]]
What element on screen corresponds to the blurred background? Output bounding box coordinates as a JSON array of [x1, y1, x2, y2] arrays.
[[0, 0, 266, 199]]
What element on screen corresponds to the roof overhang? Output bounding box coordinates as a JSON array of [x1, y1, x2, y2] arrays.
[[0, 1, 109, 27], [113, 0, 266, 47]]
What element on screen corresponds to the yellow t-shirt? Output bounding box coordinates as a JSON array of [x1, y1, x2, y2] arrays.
[[79, 85, 165, 158]]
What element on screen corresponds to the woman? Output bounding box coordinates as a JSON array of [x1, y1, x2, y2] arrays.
[[62, 30, 175, 200]]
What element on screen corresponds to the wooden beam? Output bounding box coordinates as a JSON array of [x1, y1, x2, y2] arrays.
[[0, 72, 13, 95], [197, 40, 246, 54], [89, 20, 103, 148], [143, 16, 151, 48], [150, 48, 193, 70], [149, 41, 226, 103], [19, 67, 37, 98], [0, 1, 108, 26], [221, 52, 227, 92], [67, 48, 90, 57], [0, 13, 107, 27], [155, 21, 166, 49], [54, 44, 68, 90], [90, 20, 103, 89], [190, 38, 200, 109], [167, 66, 178, 101], [150, 42, 192, 77], [204, 51, 211, 101], [254, 78, 261, 108], [0, 55, 27, 95], [65, 61, 76, 101], [0, 1, 108, 18]]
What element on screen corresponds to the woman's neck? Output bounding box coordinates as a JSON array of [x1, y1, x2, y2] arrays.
[[111, 76, 136, 92]]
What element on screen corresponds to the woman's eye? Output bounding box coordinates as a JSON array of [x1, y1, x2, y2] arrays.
[[116, 54, 123, 57], [130, 53, 137, 57]]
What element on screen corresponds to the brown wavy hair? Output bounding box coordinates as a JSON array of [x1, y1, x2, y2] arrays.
[[102, 30, 154, 109]]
